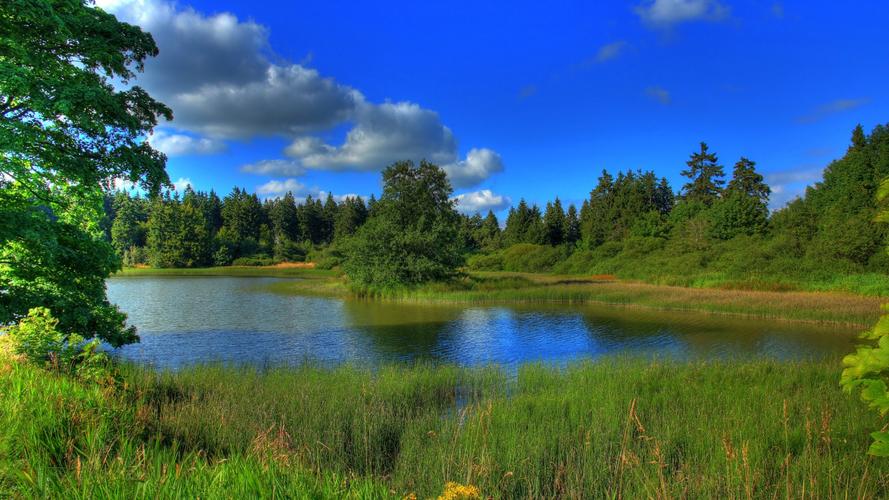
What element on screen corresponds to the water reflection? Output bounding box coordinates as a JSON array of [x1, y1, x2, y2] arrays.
[[107, 277, 859, 370]]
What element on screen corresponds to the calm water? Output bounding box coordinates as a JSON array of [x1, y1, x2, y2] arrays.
[[107, 276, 859, 369]]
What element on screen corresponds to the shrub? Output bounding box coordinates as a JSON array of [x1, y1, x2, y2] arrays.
[[466, 252, 504, 271], [231, 256, 278, 267], [499, 244, 566, 273], [7, 307, 110, 380]]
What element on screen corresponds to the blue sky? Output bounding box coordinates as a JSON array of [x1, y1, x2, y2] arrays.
[[98, 0, 888, 215]]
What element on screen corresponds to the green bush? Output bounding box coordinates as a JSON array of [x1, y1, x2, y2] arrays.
[[231, 256, 278, 267], [497, 243, 567, 273], [466, 252, 504, 271], [7, 307, 110, 381]]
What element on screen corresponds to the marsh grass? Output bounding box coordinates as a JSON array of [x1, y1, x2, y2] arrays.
[[2, 349, 887, 498], [114, 266, 338, 279], [269, 272, 883, 327]]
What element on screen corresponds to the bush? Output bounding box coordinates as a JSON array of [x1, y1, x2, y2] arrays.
[[466, 252, 504, 271], [231, 256, 278, 267], [499, 244, 567, 273], [7, 307, 110, 381], [121, 245, 148, 267], [308, 246, 344, 270]]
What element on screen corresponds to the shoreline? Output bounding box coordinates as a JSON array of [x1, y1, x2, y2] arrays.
[[114, 266, 883, 327]]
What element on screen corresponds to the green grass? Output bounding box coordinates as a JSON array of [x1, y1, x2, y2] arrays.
[[267, 272, 883, 327], [2, 346, 887, 498], [114, 265, 337, 279]]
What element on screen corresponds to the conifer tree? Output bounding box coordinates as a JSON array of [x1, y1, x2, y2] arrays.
[[681, 142, 725, 205]]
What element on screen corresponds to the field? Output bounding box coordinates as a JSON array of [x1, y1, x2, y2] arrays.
[[1, 338, 886, 498]]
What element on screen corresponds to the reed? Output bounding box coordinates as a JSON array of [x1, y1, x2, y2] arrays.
[[2, 348, 887, 498]]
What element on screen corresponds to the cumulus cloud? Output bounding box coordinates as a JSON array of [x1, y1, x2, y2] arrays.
[[442, 149, 505, 189], [96, 0, 504, 185], [453, 190, 512, 214], [635, 0, 729, 27], [255, 178, 308, 198], [149, 129, 225, 156], [241, 159, 306, 177], [795, 98, 869, 125], [645, 86, 672, 104], [254, 179, 362, 203], [284, 102, 457, 170], [172, 177, 193, 192], [595, 41, 628, 63]]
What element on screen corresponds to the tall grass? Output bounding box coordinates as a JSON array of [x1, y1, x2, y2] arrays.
[[269, 272, 883, 326], [2, 350, 887, 498]]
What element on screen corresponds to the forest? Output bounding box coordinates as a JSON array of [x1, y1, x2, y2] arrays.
[[104, 123, 889, 294]]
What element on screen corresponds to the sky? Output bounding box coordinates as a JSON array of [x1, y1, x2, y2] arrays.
[[96, 0, 889, 216]]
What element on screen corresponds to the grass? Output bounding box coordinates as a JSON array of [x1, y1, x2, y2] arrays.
[[1, 341, 887, 498], [114, 264, 885, 326], [266, 271, 884, 327], [114, 265, 337, 279]]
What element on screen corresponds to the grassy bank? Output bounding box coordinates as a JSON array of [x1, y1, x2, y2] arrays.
[[1, 347, 887, 498], [113, 265, 884, 326], [114, 265, 337, 279], [267, 272, 883, 327]]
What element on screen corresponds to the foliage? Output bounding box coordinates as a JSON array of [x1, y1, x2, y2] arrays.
[[2, 354, 886, 497], [6, 307, 109, 381], [0, 0, 170, 346], [841, 177, 889, 456], [342, 161, 463, 288]]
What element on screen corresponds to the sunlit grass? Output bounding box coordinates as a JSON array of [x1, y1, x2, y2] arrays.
[[2, 350, 887, 498], [264, 271, 883, 327]]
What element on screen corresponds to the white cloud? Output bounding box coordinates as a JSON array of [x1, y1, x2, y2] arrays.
[[453, 189, 512, 214], [635, 0, 729, 27], [795, 98, 869, 125], [255, 178, 308, 199], [172, 177, 193, 192], [149, 129, 225, 156], [241, 159, 306, 177], [645, 86, 672, 104], [100, 0, 504, 185], [595, 41, 628, 63], [284, 102, 457, 170], [442, 149, 505, 189], [254, 179, 363, 203]]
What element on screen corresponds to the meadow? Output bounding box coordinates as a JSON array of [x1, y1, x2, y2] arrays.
[[1, 335, 887, 498]]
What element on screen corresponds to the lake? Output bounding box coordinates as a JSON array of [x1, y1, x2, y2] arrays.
[[107, 276, 860, 369]]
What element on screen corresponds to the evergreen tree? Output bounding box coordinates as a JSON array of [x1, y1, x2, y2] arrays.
[[269, 192, 300, 243], [479, 210, 502, 251], [726, 157, 770, 203], [322, 193, 338, 243], [564, 204, 580, 245], [110, 191, 146, 255], [681, 142, 725, 205], [343, 161, 463, 287], [543, 197, 566, 245], [334, 196, 368, 241], [580, 170, 614, 248]]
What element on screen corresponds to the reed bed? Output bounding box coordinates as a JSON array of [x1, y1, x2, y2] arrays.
[[2, 352, 887, 498], [271, 272, 883, 327]]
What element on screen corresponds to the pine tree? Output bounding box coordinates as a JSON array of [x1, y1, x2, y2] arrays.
[[564, 204, 580, 245], [681, 142, 725, 205], [726, 157, 770, 203], [580, 170, 614, 247], [479, 210, 502, 251], [543, 197, 566, 245]]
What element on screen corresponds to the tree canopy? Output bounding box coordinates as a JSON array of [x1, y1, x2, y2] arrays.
[[342, 160, 463, 288], [1, 0, 170, 346]]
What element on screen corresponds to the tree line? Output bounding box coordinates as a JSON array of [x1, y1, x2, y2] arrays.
[[103, 123, 889, 286], [105, 188, 372, 267]]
